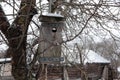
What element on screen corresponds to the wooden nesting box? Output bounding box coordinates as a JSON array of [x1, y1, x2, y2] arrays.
[[38, 13, 65, 63]]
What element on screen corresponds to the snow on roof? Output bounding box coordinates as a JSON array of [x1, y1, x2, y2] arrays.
[[65, 49, 110, 64], [117, 67, 120, 72], [84, 50, 110, 63], [0, 58, 11, 63], [43, 13, 64, 17]]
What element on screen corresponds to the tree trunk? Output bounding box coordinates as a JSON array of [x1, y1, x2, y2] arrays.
[[0, 0, 37, 80], [0, 5, 10, 39], [101, 66, 109, 80]]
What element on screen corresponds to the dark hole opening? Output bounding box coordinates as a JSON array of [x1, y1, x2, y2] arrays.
[[52, 27, 57, 32]]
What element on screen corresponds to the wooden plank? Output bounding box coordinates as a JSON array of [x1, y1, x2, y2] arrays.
[[39, 57, 64, 64], [0, 76, 14, 80]]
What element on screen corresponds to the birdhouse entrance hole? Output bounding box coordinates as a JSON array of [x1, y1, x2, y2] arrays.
[[52, 27, 57, 32]]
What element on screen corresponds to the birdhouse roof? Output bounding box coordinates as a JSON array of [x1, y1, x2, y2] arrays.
[[39, 13, 65, 22], [43, 13, 64, 18]]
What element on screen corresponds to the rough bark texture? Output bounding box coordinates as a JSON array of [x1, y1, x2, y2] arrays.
[[0, 5, 10, 38], [0, 0, 37, 80]]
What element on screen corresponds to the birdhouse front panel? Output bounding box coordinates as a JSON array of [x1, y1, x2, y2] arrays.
[[38, 22, 64, 58]]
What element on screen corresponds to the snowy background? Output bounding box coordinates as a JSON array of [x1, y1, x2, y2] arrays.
[[0, 0, 120, 73]]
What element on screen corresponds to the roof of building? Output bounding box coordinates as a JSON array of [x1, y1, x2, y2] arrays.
[[66, 49, 110, 64]]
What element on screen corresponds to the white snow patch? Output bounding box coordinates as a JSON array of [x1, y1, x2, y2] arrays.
[[117, 67, 120, 72], [64, 49, 110, 64], [0, 44, 8, 52], [0, 58, 11, 62], [43, 13, 64, 17], [84, 50, 110, 63]]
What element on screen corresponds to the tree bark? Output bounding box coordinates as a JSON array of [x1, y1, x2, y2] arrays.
[[0, 0, 37, 80], [0, 5, 10, 39]]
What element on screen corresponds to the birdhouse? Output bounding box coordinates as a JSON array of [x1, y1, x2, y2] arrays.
[[38, 13, 65, 63]]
